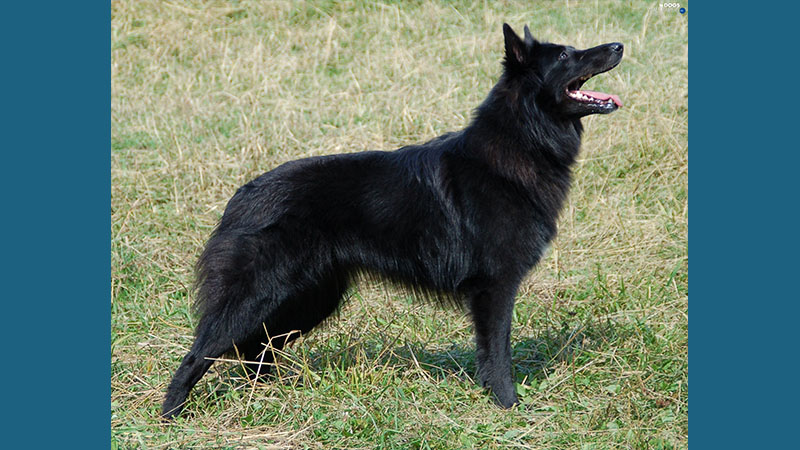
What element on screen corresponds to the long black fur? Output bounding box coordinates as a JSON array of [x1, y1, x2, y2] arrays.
[[162, 24, 623, 419]]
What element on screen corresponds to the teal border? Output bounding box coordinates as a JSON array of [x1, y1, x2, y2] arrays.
[[0, 2, 110, 447], [691, 2, 797, 448]]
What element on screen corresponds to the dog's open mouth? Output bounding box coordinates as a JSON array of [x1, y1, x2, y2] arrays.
[[566, 70, 622, 108]]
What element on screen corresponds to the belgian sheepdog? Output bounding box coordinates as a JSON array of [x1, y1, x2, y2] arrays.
[[162, 24, 623, 419]]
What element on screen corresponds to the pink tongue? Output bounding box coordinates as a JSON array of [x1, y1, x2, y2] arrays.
[[578, 90, 623, 107]]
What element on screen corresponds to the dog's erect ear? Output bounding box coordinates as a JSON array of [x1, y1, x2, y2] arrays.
[[503, 23, 527, 67], [523, 25, 535, 45]]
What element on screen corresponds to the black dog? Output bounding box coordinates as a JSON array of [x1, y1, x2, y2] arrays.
[[162, 24, 623, 419]]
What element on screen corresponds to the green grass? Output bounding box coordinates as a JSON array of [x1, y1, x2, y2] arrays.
[[111, 1, 688, 448]]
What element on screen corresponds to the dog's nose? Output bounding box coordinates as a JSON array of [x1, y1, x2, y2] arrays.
[[609, 43, 623, 53]]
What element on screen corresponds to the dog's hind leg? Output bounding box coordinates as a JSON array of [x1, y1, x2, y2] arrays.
[[238, 328, 300, 381], [468, 283, 520, 408], [162, 225, 350, 418], [238, 335, 273, 381], [240, 269, 350, 380]]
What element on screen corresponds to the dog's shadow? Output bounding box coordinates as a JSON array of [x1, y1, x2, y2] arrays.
[[215, 319, 620, 392]]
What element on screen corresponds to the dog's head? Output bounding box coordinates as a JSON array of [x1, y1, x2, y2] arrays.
[[501, 24, 623, 117]]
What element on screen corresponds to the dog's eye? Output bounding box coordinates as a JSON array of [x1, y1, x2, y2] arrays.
[[559, 51, 569, 60]]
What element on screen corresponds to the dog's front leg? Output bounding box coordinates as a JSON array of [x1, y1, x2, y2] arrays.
[[469, 285, 519, 408]]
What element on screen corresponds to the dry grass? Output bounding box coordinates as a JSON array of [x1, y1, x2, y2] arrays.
[[112, 1, 687, 448]]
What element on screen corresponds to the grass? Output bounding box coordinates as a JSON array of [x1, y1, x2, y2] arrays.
[[111, 1, 688, 448]]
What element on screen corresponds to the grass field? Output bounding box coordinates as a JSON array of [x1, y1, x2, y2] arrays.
[[111, 1, 688, 448]]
